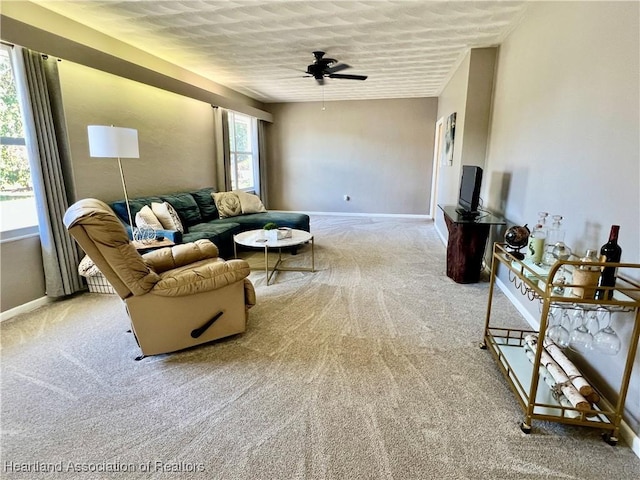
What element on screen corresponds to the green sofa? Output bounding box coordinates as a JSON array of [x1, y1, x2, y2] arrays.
[[110, 187, 310, 258]]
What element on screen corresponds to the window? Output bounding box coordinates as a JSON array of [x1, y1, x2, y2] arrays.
[[228, 111, 259, 192], [0, 45, 37, 238]]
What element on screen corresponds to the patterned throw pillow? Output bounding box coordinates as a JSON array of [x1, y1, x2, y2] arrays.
[[135, 205, 163, 230], [212, 192, 242, 218], [233, 190, 267, 214], [78, 255, 101, 277], [151, 202, 184, 233]]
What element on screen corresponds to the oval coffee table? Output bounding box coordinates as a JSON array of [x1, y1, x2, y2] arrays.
[[233, 229, 314, 285]]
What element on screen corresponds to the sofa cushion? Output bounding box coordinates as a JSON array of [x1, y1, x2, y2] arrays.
[[183, 221, 242, 258], [160, 193, 202, 226], [190, 187, 219, 221]]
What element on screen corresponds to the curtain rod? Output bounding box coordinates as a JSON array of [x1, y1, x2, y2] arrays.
[[0, 40, 60, 61]]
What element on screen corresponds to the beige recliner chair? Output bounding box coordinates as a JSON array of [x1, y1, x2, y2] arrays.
[[63, 198, 256, 359]]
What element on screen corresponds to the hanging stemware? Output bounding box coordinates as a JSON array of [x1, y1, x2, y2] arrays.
[[585, 309, 601, 335], [569, 307, 593, 354], [547, 307, 570, 348], [592, 309, 621, 355]]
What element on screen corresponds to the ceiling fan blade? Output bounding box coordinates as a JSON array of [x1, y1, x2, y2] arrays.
[[328, 73, 368, 81], [326, 63, 351, 74]]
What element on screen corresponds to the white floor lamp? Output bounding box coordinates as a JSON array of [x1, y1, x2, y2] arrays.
[[87, 125, 139, 236]]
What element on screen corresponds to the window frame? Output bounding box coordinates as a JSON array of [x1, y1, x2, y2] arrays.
[[227, 110, 259, 192], [0, 44, 39, 241]]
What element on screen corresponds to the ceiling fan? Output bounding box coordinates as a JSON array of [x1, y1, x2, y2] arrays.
[[305, 51, 368, 85]]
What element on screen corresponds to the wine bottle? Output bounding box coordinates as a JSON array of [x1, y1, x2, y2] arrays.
[[594, 225, 622, 300]]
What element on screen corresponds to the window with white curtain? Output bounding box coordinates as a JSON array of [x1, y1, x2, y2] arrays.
[[228, 110, 259, 192], [0, 44, 37, 238]]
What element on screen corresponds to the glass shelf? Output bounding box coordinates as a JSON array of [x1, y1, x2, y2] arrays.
[[495, 244, 639, 310], [486, 328, 614, 426]]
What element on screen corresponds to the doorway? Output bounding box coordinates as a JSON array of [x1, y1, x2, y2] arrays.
[[430, 117, 444, 218]]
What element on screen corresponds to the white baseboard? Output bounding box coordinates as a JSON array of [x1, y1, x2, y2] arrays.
[[620, 419, 640, 458], [435, 222, 448, 246], [271, 210, 432, 220], [493, 276, 640, 458], [0, 296, 52, 323]]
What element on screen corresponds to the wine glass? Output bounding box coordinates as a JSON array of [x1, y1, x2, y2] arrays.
[[585, 309, 600, 335], [569, 307, 593, 354], [547, 308, 570, 347], [571, 307, 585, 331], [592, 310, 621, 355]]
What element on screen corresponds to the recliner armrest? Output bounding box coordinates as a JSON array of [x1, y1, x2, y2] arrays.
[[151, 258, 250, 296], [143, 240, 219, 273]]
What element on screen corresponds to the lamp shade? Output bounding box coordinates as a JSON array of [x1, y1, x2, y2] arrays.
[[87, 125, 139, 158]]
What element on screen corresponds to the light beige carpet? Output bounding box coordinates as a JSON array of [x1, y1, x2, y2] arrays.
[[1, 215, 639, 479]]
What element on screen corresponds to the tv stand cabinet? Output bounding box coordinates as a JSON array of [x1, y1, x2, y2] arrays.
[[438, 204, 505, 283]]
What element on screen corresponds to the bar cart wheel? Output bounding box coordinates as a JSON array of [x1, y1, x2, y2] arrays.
[[520, 422, 532, 434], [602, 433, 618, 446]]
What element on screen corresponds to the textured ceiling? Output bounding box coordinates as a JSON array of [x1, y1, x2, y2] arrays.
[[34, 0, 528, 103]]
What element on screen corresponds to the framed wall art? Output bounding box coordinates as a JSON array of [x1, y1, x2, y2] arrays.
[[443, 112, 456, 166]]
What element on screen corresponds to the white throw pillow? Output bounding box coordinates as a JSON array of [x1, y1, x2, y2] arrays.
[[151, 202, 184, 233], [135, 205, 163, 230], [233, 190, 267, 214]]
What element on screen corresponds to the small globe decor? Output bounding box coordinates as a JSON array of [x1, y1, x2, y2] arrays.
[[504, 224, 530, 260]]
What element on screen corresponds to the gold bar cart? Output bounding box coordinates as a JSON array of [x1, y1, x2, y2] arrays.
[[481, 243, 640, 445]]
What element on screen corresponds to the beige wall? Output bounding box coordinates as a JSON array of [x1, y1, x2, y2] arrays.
[[0, 236, 45, 311], [266, 98, 437, 215], [434, 48, 496, 235], [483, 2, 639, 431], [59, 61, 217, 202], [461, 48, 497, 171]]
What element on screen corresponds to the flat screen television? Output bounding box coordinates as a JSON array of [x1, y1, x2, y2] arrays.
[[456, 165, 483, 216]]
